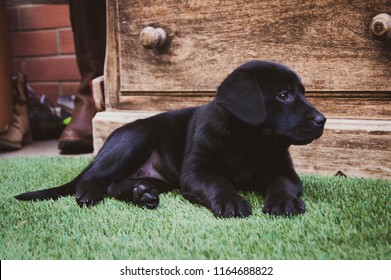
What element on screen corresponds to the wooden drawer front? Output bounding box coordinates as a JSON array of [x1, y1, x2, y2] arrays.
[[111, 0, 390, 98], [98, 1, 391, 180]]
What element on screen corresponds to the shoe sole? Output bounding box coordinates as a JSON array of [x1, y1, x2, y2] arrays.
[[58, 138, 93, 154]]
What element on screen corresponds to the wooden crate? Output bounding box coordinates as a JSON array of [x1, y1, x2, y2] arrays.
[[94, 0, 391, 180]]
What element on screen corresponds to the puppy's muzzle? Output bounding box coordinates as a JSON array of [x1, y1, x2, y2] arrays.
[[292, 111, 326, 145]]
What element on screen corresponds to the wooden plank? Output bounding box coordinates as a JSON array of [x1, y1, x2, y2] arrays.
[[113, 0, 391, 94], [93, 112, 391, 180], [292, 146, 391, 179], [290, 119, 391, 179], [104, 0, 120, 110], [93, 111, 160, 153], [306, 93, 391, 120], [118, 95, 211, 111], [117, 92, 391, 120]]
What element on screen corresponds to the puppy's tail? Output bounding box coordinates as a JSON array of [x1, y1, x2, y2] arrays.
[[15, 176, 79, 201]]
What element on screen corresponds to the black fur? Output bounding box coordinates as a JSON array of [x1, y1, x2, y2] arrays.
[[15, 60, 326, 218]]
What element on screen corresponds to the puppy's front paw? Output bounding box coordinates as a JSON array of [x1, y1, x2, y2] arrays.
[[211, 194, 252, 218], [262, 195, 305, 216]]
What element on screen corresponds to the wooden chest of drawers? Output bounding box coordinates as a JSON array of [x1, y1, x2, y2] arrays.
[[94, 0, 391, 179]]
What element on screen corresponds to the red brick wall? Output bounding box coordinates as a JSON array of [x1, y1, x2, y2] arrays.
[[7, 4, 80, 106]]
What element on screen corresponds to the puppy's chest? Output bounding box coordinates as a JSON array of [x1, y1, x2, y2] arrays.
[[223, 143, 270, 184]]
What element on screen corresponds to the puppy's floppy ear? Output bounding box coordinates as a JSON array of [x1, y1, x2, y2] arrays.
[[215, 69, 266, 126]]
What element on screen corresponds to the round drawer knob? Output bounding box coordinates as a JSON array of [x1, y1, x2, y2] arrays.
[[140, 26, 167, 49], [370, 13, 391, 40]]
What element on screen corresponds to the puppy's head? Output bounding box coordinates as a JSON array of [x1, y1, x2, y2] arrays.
[[216, 60, 326, 145]]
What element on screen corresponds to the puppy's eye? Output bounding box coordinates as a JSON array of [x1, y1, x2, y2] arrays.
[[276, 91, 292, 102]]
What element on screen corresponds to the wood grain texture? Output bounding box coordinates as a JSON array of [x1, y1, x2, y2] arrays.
[[116, 92, 391, 120], [93, 112, 391, 179], [113, 0, 391, 97], [101, 0, 391, 179], [290, 119, 391, 179], [93, 111, 160, 152], [104, 0, 120, 110]]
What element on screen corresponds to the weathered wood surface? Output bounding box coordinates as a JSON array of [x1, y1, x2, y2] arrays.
[[93, 112, 391, 180], [100, 0, 391, 180], [93, 111, 160, 153], [290, 119, 391, 179], [104, 0, 120, 110], [108, 0, 391, 104], [116, 92, 391, 120]]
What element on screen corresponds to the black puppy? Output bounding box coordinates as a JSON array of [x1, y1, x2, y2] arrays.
[[16, 60, 326, 218]]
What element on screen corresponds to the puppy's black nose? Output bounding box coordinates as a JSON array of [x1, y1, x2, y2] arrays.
[[314, 114, 327, 127]]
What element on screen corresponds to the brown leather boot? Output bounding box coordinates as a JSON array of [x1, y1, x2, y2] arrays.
[[0, 73, 32, 150], [58, 92, 97, 154]]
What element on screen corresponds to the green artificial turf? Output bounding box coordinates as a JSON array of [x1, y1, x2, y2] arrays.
[[0, 156, 390, 260]]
